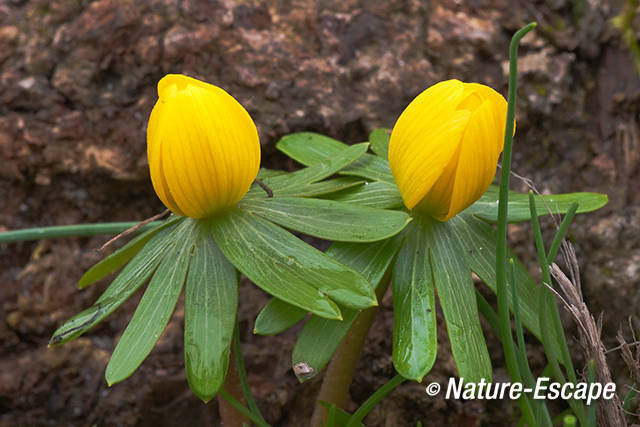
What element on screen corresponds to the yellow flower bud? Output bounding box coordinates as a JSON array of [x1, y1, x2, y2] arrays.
[[388, 79, 508, 221], [147, 74, 260, 219]]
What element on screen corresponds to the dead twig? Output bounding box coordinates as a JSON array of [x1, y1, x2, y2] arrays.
[[498, 164, 564, 228], [255, 179, 274, 198], [99, 209, 170, 251], [617, 329, 640, 388], [615, 318, 640, 419], [549, 255, 626, 426]]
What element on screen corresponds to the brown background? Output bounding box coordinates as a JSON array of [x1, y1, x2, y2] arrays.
[[1, 0, 639, 425]]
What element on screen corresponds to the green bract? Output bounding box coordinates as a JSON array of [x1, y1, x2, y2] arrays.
[[48, 142, 412, 401], [257, 130, 608, 382]]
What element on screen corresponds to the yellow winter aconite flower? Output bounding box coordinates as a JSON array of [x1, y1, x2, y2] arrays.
[[147, 74, 260, 219], [388, 79, 508, 221]]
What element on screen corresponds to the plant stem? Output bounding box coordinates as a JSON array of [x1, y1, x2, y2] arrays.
[[586, 359, 597, 427], [346, 374, 405, 426], [511, 259, 553, 426], [219, 330, 250, 427], [476, 291, 501, 333], [219, 390, 269, 427], [622, 384, 637, 412], [546, 202, 578, 263], [310, 277, 391, 427], [233, 322, 268, 425], [0, 222, 163, 243], [529, 194, 586, 424], [495, 22, 537, 426]]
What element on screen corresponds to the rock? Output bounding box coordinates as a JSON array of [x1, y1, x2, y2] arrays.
[[0, 25, 18, 65]]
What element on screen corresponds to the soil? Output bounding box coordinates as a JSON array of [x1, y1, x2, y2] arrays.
[[1, 0, 640, 426]]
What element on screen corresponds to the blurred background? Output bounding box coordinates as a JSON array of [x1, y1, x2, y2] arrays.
[[1, 0, 639, 425]]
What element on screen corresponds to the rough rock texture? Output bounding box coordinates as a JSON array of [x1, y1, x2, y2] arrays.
[[1, 0, 639, 425]]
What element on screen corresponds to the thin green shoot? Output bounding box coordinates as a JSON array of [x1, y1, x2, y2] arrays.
[[510, 259, 553, 426], [495, 21, 537, 426], [622, 383, 638, 412], [233, 323, 268, 425], [529, 192, 585, 424], [219, 389, 270, 427], [547, 202, 578, 264], [475, 290, 500, 334], [562, 414, 577, 427], [0, 222, 163, 243], [586, 359, 597, 427], [326, 403, 337, 427], [346, 374, 405, 426]]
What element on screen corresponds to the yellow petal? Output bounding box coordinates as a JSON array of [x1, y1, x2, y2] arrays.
[[412, 128, 464, 218], [161, 110, 205, 217], [389, 80, 463, 171], [465, 83, 508, 156], [389, 80, 470, 210], [438, 98, 505, 221], [399, 110, 470, 210], [146, 74, 260, 219], [147, 101, 186, 216], [389, 79, 508, 221]]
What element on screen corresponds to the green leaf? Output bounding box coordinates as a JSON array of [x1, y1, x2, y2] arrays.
[[276, 132, 394, 183], [277, 134, 607, 221], [242, 197, 410, 242], [329, 237, 403, 295], [246, 143, 368, 198], [249, 176, 364, 199], [78, 217, 182, 289], [288, 176, 365, 197], [368, 128, 390, 159], [256, 168, 287, 179], [270, 142, 368, 192], [424, 217, 492, 383], [184, 231, 238, 402], [449, 213, 541, 338], [318, 401, 364, 427], [49, 221, 183, 346], [210, 208, 376, 319], [254, 298, 307, 336], [391, 221, 437, 381], [344, 155, 394, 183], [105, 219, 197, 385], [466, 185, 608, 223], [324, 181, 403, 209], [292, 235, 403, 381], [276, 132, 347, 164]]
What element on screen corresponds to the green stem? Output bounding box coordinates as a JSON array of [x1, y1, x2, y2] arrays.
[[0, 222, 163, 243], [511, 259, 553, 426], [219, 390, 269, 427], [546, 202, 578, 263], [476, 291, 500, 333], [586, 359, 597, 427], [233, 323, 268, 425], [495, 22, 537, 426], [310, 276, 391, 427], [529, 192, 576, 379], [562, 414, 578, 427], [219, 337, 251, 427], [529, 193, 586, 424], [510, 259, 532, 386], [622, 384, 638, 412], [477, 286, 549, 426], [552, 409, 575, 425], [346, 374, 406, 426]]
